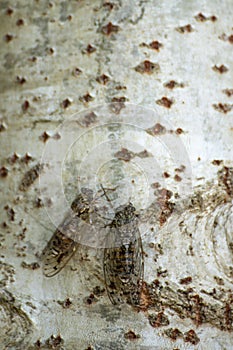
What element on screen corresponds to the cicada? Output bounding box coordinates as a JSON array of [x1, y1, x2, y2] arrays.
[[42, 188, 94, 277], [103, 202, 144, 306]]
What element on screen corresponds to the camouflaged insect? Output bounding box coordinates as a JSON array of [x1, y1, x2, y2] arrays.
[[42, 188, 94, 277], [103, 202, 144, 306]]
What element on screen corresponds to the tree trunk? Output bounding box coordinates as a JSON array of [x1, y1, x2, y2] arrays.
[[1, 1, 233, 349]]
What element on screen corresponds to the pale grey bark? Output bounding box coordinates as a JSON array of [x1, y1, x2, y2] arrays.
[[0, 1, 233, 349]]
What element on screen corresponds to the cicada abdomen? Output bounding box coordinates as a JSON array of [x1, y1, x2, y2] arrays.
[[42, 189, 93, 277], [103, 202, 144, 306]]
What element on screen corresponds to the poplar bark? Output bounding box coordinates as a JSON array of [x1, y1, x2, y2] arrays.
[[0, 1, 233, 349]]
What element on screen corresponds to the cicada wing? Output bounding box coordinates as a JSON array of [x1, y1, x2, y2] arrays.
[[103, 226, 144, 306], [103, 246, 125, 305], [127, 229, 144, 306], [42, 228, 78, 277], [103, 225, 126, 305], [41, 189, 96, 278]]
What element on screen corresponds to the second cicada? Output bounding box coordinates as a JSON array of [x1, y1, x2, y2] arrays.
[[41, 188, 94, 277], [103, 202, 144, 306]]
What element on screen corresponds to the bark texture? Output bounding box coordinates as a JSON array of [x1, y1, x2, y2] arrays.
[[0, 1, 233, 349]]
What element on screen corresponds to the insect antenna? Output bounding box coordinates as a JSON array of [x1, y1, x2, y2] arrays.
[[98, 183, 118, 207]]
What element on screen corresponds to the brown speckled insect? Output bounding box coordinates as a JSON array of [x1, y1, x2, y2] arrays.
[[103, 199, 144, 306], [42, 188, 93, 277]]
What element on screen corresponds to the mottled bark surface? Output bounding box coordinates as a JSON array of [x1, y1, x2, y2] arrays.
[[0, 1, 233, 349]]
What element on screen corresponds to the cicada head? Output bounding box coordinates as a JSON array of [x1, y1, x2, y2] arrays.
[[70, 188, 94, 219], [113, 202, 136, 226]]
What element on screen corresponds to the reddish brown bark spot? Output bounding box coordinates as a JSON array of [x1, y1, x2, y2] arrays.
[[124, 330, 140, 340], [45, 335, 64, 348], [21, 261, 40, 270], [61, 98, 72, 108], [149, 311, 169, 328], [8, 153, 20, 164], [77, 112, 98, 127], [174, 174, 182, 182], [82, 44, 96, 54], [165, 328, 183, 341], [16, 19, 24, 26], [156, 97, 173, 108], [115, 85, 127, 90], [176, 24, 194, 33], [146, 123, 166, 136], [6, 8, 14, 15], [164, 80, 177, 89], [194, 12, 207, 22], [21, 153, 33, 164], [183, 330, 200, 345], [72, 67, 82, 77], [5, 206, 15, 221], [79, 93, 94, 104], [212, 159, 223, 166], [16, 76, 26, 84], [114, 148, 134, 162], [228, 34, 233, 43], [96, 74, 110, 85], [175, 164, 186, 172], [57, 298, 72, 309], [157, 188, 174, 225], [101, 22, 120, 35], [85, 293, 97, 305], [111, 96, 127, 103], [149, 40, 163, 50], [212, 64, 228, 73], [4, 34, 14, 42], [223, 88, 233, 97], [179, 276, 192, 285], [195, 13, 217, 22], [103, 2, 115, 10], [0, 167, 8, 177], [39, 131, 50, 143], [47, 47, 54, 55], [210, 15, 217, 21], [141, 40, 163, 51], [213, 103, 233, 113], [176, 127, 184, 134], [53, 132, 61, 140], [219, 33, 233, 44], [219, 33, 228, 41], [164, 80, 184, 89], [136, 150, 152, 158], [28, 56, 37, 62], [109, 101, 126, 114], [151, 182, 160, 189], [135, 60, 160, 74], [22, 100, 30, 112], [163, 172, 170, 178]]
